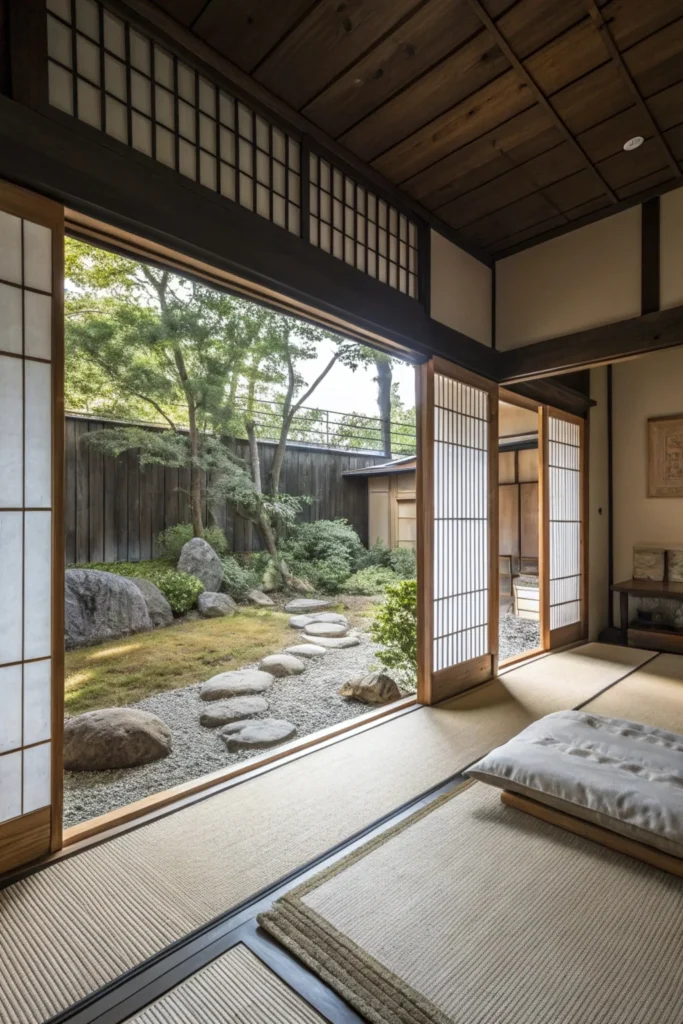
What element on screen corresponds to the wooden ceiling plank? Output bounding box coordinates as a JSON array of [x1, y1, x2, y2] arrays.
[[596, 134, 671, 190], [457, 190, 562, 248], [253, 0, 422, 111], [616, 167, 673, 200], [462, 0, 617, 202], [438, 141, 584, 227], [584, 0, 681, 178], [372, 69, 535, 181], [540, 167, 606, 212], [404, 107, 561, 206], [192, 0, 316, 74], [301, 0, 489, 138], [649, 79, 683, 133], [338, 0, 589, 163], [339, 30, 511, 161], [624, 16, 683, 99], [152, 0, 208, 27]]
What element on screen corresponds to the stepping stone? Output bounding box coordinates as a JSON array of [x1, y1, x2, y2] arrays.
[[198, 592, 237, 618], [284, 598, 332, 613], [289, 614, 315, 629], [200, 669, 274, 701], [200, 696, 269, 728], [285, 643, 327, 659], [307, 635, 360, 649], [259, 653, 306, 677], [220, 718, 297, 751], [247, 589, 275, 607], [304, 622, 349, 638]]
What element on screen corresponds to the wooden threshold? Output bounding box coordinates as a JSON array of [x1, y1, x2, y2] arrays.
[[498, 645, 545, 669], [61, 696, 417, 850], [501, 790, 683, 879]]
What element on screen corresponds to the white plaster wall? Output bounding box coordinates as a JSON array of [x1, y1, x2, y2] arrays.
[[429, 230, 492, 346]]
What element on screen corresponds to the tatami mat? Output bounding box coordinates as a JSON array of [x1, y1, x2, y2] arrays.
[[262, 783, 683, 1024], [499, 642, 656, 715], [584, 651, 683, 729], [0, 643, 666, 1024], [128, 944, 323, 1024]]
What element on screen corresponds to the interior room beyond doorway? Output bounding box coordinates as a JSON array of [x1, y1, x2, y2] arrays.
[[498, 399, 541, 664]]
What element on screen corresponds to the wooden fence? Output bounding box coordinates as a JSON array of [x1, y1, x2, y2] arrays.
[[65, 415, 387, 565]]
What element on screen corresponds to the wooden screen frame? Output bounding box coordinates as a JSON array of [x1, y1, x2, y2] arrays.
[[0, 180, 64, 872], [539, 405, 589, 650], [417, 356, 499, 705]]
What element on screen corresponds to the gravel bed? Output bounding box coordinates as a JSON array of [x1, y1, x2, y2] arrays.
[[499, 613, 540, 661], [63, 627, 386, 829]]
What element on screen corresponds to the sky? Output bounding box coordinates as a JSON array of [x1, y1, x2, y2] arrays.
[[295, 337, 416, 415]]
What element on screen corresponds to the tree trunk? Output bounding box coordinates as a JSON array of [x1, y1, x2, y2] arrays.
[[375, 358, 393, 457], [188, 406, 204, 537], [245, 420, 262, 493]]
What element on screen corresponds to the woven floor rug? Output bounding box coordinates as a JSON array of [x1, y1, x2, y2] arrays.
[[260, 781, 683, 1024]]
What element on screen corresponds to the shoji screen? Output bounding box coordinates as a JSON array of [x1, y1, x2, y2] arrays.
[[417, 358, 498, 704], [0, 183, 63, 873], [541, 409, 586, 649]]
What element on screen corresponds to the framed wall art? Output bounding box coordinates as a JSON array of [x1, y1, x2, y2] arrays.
[[648, 415, 683, 497]]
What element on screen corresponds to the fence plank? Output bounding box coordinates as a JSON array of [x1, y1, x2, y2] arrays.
[[64, 416, 388, 563]]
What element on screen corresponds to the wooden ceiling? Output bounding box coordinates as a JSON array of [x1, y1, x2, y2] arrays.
[[149, 0, 683, 260]]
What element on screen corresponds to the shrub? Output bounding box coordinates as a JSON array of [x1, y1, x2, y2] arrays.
[[389, 546, 417, 579], [221, 555, 260, 602], [281, 519, 363, 571], [354, 539, 391, 570], [76, 560, 204, 614], [370, 579, 417, 689], [307, 556, 354, 594], [157, 522, 228, 561], [341, 565, 398, 595]]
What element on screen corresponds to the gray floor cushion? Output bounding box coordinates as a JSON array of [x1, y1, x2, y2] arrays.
[[467, 709, 683, 858]]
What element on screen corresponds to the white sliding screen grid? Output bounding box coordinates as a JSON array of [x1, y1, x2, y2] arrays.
[[308, 153, 419, 299], [46, 0, 302, 235], [548, 415, 582, 630], [0, 204, 54, 827], [432, 373, 489, 671]]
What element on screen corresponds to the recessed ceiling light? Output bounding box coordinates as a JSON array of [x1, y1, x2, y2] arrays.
[[623, 136, 644, 151]]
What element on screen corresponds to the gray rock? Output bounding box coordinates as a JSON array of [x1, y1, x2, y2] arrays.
[[65, 568, 152, 650], [284, 598, 332, 613], [289, 614, 315, 629], [285, 643, 328, 659], [304, 621, 349, 639], [198, 592, 237, 618], [129, 577, 173, 629], [339, 671, 402, 705], [220, 718, 297, 751], [199, 696, 269, 728], [248, 589, 275, 607], [64, 708, 172, 771], [201, 669, 274, 701], [177, 537, 222, 592], [311, 612, 349, 625], [259, 653, 306, 677], [308, 635, 360, 649]]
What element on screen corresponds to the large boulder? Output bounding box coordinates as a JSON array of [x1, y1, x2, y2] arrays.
[[201, 669, 274, 701], [284, 598, 332, 613], [129, 577, 173, 629], [177, 537, 222, 592], [259, 653, 305, 677], [198, 592, 237, 618], [65, 568, 152, 650], [64, 708, 172, 770], [339, 671, 402, 705], [220, 718, 297, 751]]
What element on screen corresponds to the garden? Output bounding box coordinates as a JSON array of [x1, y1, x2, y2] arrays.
[[64, 519, 417, 827]]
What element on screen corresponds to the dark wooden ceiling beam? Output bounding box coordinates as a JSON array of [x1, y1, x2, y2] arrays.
[[462, 0, 618, 203], [583, 0, 681, 181], [499, 303, 683, 382]]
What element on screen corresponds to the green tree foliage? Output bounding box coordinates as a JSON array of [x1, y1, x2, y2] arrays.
[[370, 579, 418, 689]]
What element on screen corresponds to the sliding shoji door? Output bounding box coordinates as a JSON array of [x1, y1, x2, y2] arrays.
[[539, 407, 587, 650], [417, 358, 498, 704], [0, 182, 64, 874]]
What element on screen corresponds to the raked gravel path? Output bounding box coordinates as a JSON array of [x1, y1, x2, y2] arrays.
[[63, 627, 384, 829]]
